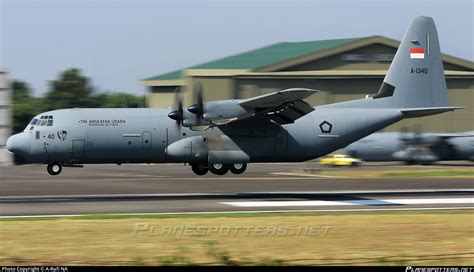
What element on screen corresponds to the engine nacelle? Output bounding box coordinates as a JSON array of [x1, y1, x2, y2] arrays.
[[202, 100, 254, 123]]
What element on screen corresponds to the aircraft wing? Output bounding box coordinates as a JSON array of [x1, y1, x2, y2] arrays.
[[239, 88, 318, 124]]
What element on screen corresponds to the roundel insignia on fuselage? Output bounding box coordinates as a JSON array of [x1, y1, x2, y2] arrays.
[[319, 121, 333, 134]]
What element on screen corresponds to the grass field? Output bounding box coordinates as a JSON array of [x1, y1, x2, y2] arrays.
[[295, 167, 474, 179], [1, 210, 473, 266]]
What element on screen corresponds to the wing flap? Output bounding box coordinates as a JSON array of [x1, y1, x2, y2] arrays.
[[290, 101, 315, 115], [268, 113, 294, 124], [266, 100, 315, 124]]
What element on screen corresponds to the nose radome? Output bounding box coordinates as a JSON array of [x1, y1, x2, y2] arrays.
[[5, 135, 15, 152], [6, 133, 29, 156]]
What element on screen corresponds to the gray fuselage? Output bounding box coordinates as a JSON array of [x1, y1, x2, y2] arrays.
[[15, 105, 403, 165]]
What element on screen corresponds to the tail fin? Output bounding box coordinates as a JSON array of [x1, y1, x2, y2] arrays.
[[374, 16, 448, 108]]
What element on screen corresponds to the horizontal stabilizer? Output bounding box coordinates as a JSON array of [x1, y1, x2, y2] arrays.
[[400, 107, 463, 118]]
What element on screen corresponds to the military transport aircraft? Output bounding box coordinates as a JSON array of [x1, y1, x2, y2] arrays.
[[6, 17, 462, 175], [338, 131, 474, 164]]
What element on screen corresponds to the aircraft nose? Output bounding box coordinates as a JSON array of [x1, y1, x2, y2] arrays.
[[6, 133, 30, 156]]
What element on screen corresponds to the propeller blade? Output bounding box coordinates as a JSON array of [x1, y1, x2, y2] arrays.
[[188, 83, 204, 117], [168, 87, 184, 125], [177, 98, 183, 121]]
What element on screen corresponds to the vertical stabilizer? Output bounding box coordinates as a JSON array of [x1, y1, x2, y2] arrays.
[[374, 16, 448, 108]]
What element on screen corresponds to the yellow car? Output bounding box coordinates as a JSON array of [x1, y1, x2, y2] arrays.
[[319, 154, 362, 167]]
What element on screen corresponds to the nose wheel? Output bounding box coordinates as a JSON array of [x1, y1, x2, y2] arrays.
[[47, 162, 62, 176]]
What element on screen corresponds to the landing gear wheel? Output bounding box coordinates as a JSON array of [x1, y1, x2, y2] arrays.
[[191, 164, 209, 175], [47, 162, 62, 176], [209, 163, 229, 175], [230, 163, 247, 174]]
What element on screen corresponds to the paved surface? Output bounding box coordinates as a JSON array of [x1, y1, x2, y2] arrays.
[[0, 163, 472, 216]]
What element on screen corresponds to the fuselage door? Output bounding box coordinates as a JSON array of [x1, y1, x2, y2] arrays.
[[142, 131, 152, 150], [71, 140, 85, 162]]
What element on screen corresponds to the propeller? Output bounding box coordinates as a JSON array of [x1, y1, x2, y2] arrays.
[[188, 83, 204, 118], [168, 87, 184, 125], [411, 124, 423, 146], [399, 125, 422, 146]]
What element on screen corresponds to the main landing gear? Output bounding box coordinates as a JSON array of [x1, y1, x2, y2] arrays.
[[191, 163, 209, 175], [191, 163, 247, 175], [47, 162, 62, 176]]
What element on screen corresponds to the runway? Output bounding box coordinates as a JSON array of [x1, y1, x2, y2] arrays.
[[0, 163, 472, 217]]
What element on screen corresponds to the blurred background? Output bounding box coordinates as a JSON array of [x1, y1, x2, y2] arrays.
[[0, 1, 473, 266], [0, 0, 473, 166]]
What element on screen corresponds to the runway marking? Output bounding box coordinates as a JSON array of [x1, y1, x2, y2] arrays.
[[271, 172, 337, 178], [0, 189, 472, 200], [167, 177, 318, 180], [1, 176, 320, 182], [1, 207, 473, 219], [221, 197, 474, 207]]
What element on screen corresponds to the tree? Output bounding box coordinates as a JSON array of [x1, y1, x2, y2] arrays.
[[12, 69, 143, 132], [12, 81, 31, 101], [94, 92, 141, 108], [43, 68, 96, 110]]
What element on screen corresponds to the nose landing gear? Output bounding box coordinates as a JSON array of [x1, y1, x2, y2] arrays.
[[47, 162, 62, 176]]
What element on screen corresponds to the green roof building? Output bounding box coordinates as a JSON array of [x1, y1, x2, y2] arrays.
[[142, 36, 474, 132]]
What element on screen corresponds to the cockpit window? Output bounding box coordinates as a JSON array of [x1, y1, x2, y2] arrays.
[[32, 115, 54, 126]]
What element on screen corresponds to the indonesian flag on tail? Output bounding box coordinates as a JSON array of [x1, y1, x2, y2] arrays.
[[410, 47, 425, 59]]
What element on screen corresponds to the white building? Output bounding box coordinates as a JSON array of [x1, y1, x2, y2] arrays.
[[0, 70, 12, 166]]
